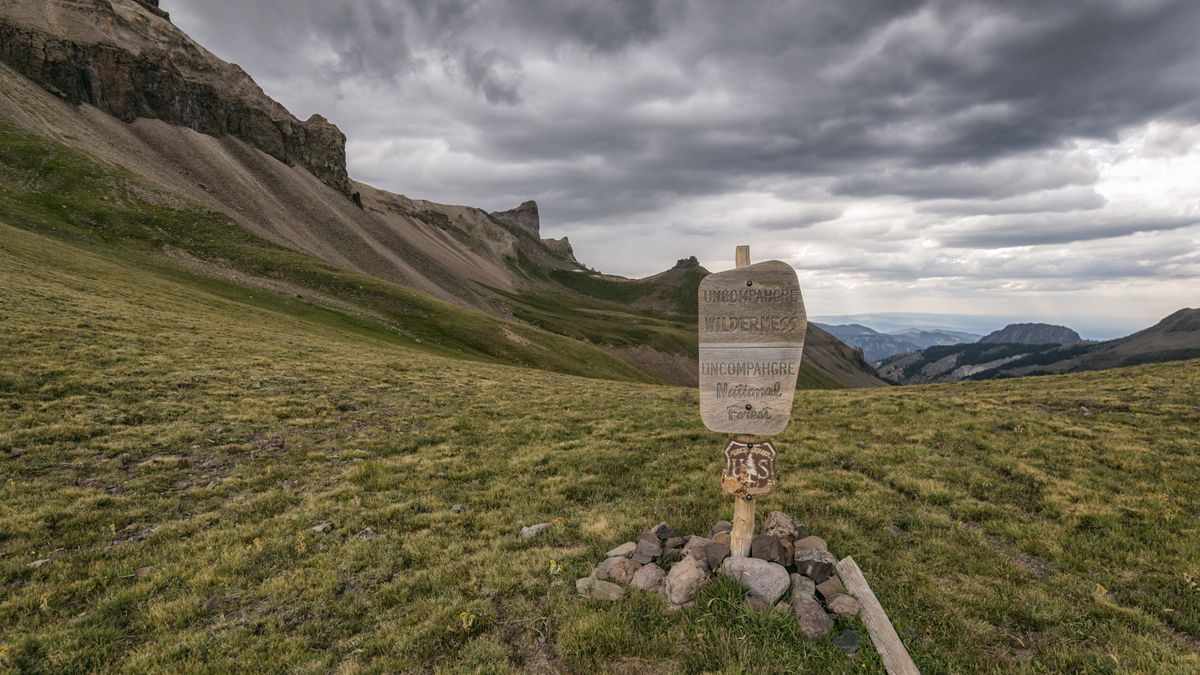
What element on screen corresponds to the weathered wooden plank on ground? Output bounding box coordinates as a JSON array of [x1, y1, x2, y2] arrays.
[[836, 556, 920, 675]]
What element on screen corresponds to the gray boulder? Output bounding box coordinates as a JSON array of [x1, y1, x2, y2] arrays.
[[792, 593, 834, 640], [791, 573, 816, 599], [650, 522, 679, 540], [794, 535, 828, 552], [520, 522, 551, 540], [664, 556, 708, 605], [794, 547, 838, 583], [751, 534, 788, 566], [703, 541, 731, 571], [630, 564, 665, 591], [605, 541, 636, 558], [762, 511, 803, 540], [632, 531, 662, 564], [709, 521, 733, 537], [595, 556, 640, 585], [828, 593, 861, 619], [721, 557, 790, 605], [576, 576, 625, 601]]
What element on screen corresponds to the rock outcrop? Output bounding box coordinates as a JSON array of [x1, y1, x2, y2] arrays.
[[979, 323, 1082, 346], [0, 0, 352, 196], [489, 200, 581, 267], [490, 200, 542, 237]]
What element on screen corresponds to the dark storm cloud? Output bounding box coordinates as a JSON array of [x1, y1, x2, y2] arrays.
[[937, 213, 1200, 248], [165, 0, 1200, 285]]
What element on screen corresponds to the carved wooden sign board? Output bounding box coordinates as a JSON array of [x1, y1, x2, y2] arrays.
[[698, 260, 806, 436]]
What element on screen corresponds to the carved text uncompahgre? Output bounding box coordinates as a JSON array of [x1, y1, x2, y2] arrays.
[[701, 361, 797, 376], [702, 288, 800, 303]]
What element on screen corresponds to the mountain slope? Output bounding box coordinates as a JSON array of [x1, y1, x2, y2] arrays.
[[817, 323, 980, 362], [0, 0, 882, 389], [3, 215, 1199, 671], [878, 310, 1200, 384]]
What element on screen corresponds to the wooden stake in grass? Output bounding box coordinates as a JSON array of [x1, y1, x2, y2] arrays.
[[731, 248, 755, 558], [699, 245, 803, 557], [836, 556, 920, 675], [730, 435, 757, 557]]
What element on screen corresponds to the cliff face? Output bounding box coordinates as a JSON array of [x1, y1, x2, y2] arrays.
[[0, 0, 352, 196], [979, 323, 1082, 346]]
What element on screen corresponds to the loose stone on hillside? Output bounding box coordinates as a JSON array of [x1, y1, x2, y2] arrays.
[[794, 547, 838, 583], [310, 522, 333, 534], [816, 576, 846, 600], [763, 511, 803, 540], [596, 557, 640, 585], [745, 595, 772, 613], [793, 593, 834, 640], [828, 593, 861, 619], [659, 548, 683, 568], [721, 557, 790, 605], [630, 564, 666, 591], [682, 536, 713, 560], [520, 522, 550, 540], [709, 521, 733, 537], [703, 541, 730, 571], [650, 522, 679, 540], [791, 573, 816, 599], [750, 534, 788, 566], [794, 535, 828, 552], [632, 531, 662, 563], [664, 556, 708, 605], [606, 541, 636, 558], [576, 576, 625, 601], [664, 536, 688, 549], [834, 629, 860, 654]]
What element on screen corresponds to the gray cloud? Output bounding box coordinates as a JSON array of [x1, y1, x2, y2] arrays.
[[163, 0, 1200, 320]]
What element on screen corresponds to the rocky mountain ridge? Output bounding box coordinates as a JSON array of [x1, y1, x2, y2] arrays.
[[0, 0, 886, 389], [816, 323, 981, 363], [0, 0, 352, 196], [877, 309, 1200, 384], [979, 323, 1082, 346]]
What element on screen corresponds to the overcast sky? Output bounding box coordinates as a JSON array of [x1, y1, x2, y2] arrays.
[[164, 0, 1200, 327]]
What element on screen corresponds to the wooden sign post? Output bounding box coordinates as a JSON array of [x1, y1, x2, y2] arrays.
[[699, 246, 806, 557]]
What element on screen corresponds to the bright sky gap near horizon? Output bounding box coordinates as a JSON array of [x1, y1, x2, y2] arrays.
[[164, 1, 1200, 328]]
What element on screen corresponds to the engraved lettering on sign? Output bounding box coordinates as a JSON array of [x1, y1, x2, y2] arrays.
[[702, 316, 802, 333], [702, 289, 800, 303], [701, 362, 797, 377], [715, 382, 782, 398], [698, 260, 806, 435]]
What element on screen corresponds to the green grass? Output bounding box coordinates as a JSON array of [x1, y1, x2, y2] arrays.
[[2, 214, 1199, 672], [0, 124, 654, 385]]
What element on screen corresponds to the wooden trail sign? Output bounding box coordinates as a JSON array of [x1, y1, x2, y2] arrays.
[[698, 256, 806, 436], [700, 246, 807, 558]]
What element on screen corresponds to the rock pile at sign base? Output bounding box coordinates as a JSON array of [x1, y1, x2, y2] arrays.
[[576, 511, 861, 645]]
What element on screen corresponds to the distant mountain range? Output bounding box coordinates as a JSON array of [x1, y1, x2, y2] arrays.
[[810, 312, 1149, 340], [876, 310, 1200, 384], [815, 323, 981, 362]]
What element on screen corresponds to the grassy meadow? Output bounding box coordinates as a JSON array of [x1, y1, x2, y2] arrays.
[[2, 209, 1200, 673]]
